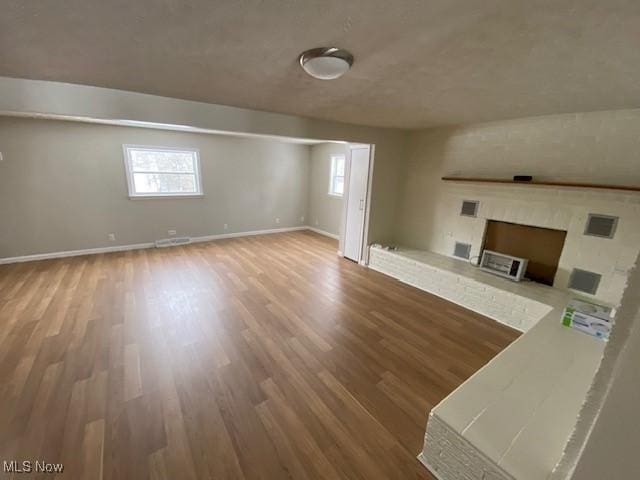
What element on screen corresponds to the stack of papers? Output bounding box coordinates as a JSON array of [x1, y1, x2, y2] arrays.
[[562, 298, 614, 340]]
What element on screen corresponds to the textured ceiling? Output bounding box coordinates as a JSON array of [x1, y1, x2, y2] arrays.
[[1, 0, 639, 128]]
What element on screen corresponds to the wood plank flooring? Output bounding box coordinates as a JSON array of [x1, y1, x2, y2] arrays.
[[0, 231, 519, 479]]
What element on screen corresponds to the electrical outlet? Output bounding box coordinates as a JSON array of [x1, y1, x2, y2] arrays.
[[108, 233, 116, 241], [223, 223, 228, 230], [315, 219, 319, 226], [168, 229, 177, 236], [275, 218, 280, 224], [300, 215, 305, 223]]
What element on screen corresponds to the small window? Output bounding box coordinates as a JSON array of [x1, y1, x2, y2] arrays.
[[328, 155, 346, 196], [123, 145, 202, 198]]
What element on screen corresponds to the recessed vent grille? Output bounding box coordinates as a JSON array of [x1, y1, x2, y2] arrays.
[[453, 242, 471, 260], [460, 200, 479, 217], [569, 268, 601, 295], [155, 237, 192, 248], [584, 214, 618, 239]]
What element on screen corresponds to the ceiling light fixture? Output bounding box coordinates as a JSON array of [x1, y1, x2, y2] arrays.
[[299, 47, 354, 80]]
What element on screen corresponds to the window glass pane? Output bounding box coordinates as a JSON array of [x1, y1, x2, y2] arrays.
[[130, 150, 195, 173], [329, 155, 346, 196], [125, 146, 201, 196], [335, 156, 345, 176], [334, 177, 344, 195], [133, 173, 197, 194]]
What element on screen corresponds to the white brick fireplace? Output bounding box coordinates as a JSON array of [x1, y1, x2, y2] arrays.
[[411, 182, 640, 306]]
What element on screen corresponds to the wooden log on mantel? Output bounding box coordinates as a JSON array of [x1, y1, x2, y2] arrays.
[[441, 176, 640, 192]]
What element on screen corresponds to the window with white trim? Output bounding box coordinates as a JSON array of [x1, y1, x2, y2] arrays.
[[123, 145, 202, 197], [328, 154, 346, 196]]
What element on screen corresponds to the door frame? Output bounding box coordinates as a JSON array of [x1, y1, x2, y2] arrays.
[[339, 143, 375, 264]]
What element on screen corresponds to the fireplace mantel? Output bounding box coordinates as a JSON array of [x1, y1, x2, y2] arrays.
[[442, 176, 640, 192]]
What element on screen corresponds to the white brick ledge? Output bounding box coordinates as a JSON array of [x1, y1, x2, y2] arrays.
[[368, 246, 553, 332], [367, 246, 606, 480], [421, 414, 514, 480]]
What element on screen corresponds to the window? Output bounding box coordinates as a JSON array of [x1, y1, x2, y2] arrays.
[[328, 155, 346, 196], [123, 145, 202, 197]]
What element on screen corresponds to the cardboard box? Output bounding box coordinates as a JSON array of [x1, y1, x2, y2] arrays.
[[562, 298, 614, 340]]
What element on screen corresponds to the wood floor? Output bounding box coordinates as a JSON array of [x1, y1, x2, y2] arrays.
[[0, 231, 519, 479]]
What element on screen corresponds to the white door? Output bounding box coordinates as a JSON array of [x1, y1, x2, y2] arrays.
[[343, 146, 370, 262]]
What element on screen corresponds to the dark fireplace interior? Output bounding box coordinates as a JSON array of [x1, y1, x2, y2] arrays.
[[482, 220, 567, 286]]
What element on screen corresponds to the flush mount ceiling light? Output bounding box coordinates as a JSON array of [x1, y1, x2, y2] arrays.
[[299, 47, 354, 80]]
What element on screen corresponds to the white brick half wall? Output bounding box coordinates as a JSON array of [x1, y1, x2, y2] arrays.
[[368, 246, 608, 480], [368, 247, 553, 332], [420, 414, 513, 480]]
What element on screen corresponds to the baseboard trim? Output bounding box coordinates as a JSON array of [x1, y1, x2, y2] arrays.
[[0, 226, 309, 265], [191, 226, 307, 244], [0, 242, 155, 264], [306, 227, 339, 240]]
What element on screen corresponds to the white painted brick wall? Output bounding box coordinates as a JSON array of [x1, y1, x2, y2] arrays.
[[420, 414, 514, 480], [375, 245, 607, 480], [397, 112, 640, 307], [430, 184, 639, 306], [369, 248, 551, 332]]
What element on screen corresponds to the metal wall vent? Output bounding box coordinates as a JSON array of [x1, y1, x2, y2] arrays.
[[584, 214, 618, 239], [568, 268, 601, 295], [453, 242, 471, 260], [460, 200, 479, 217], [155, 237, 192, 248]]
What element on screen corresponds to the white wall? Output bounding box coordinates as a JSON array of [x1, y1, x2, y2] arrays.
[[0, 76, 409, 247], [571, 312, 640, 480], [396, 110, 640, 305], [0, 117, 310, 258], [555, 253, 640, 480], [307, 143, 348, 237]]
